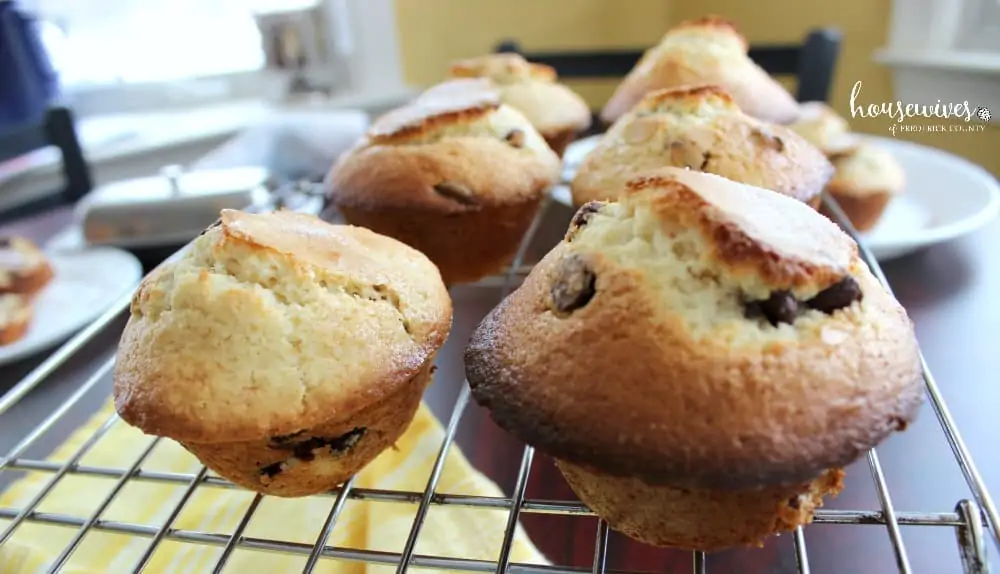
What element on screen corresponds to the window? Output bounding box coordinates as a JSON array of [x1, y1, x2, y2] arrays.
[[23, 0, 405, 117]]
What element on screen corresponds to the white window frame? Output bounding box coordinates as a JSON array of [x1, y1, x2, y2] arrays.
[[28, 0, 406, 118], [875, 0, 1000, 122]]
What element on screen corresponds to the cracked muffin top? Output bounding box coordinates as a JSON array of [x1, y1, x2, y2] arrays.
[[601, 16, 800, 125], [113, 209, 452, 443], [571, 85, 833, 208], [466, 167, 923, 490], [329, 78, 561, 213], [447, 53, 592, 136]]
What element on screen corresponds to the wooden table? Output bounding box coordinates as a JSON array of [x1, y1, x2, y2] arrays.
[[1, 197, 997, 574]]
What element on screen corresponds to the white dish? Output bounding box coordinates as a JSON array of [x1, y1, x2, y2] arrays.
[[554, 135, 1000, 261], [0, 247, 143, 366]]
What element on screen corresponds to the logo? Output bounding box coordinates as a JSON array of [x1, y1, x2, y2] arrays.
[[849, 81, 990, 137]]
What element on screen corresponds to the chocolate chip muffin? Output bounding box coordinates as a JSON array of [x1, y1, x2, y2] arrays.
[[0, 236, 53, 298], [822, 143, 906, 232], [601, 16, 799, 126], [572, 85, 832, 209], [465, 167, 924, 551], [449, 53, 592, 156], [789, 102, 859, 157], [326, 78, 562, 285], [114, 209, 453, 497]]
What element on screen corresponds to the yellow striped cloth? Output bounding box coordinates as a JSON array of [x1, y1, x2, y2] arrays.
[[0, 399, 547, 573]]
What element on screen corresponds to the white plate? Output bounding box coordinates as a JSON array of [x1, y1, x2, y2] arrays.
[[554, 135, 1000, 261], [0, 247, 143, 366]]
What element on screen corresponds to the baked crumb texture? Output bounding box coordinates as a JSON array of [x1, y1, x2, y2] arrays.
[[448, 53, 592, 155], [601, 16, 800, 126], [573, 85, 833, 209], [328, 78, 562, 285], [114, 209, 453, 496], [466, 167, 924, 549]]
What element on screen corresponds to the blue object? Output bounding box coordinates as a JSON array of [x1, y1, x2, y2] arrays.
[[0, 0, 61, 129]]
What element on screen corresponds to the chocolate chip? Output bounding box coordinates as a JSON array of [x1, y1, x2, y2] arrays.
[[788, 496, 802, 509], [259, 461, 284, 478], [505, 129, 525, 148], [269, 427, 367, 462], [0, 237, 11, 248], [699, 151, 713, 171], [751, 128, 785, 152], [570, 201, 605, 230], [433, 181, 477, 205], [745, 290, 799, 326], [550, 255, 596, 313], [806, 277, 862, 314], [199, 219, 222, 236]]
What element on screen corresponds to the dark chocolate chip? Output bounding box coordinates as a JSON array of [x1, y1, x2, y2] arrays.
[[550, 255, 596, 313], [259, 461, 284, 478], [505, 129, 525, 148], [699, 151, 712, 171], [745, 290, 799, 326], [433, 181, 477, 205], [788, 496, 802, 509], [806, 277, 863, 314], [270, 427, 367, 462], [0, 237, 11, 248], [751, 128, 785, 152], [570, 201, 605, 230], [199, 219, 223, 236]]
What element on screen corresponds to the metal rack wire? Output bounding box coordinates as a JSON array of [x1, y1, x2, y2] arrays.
[[0, 192, 997, 574]]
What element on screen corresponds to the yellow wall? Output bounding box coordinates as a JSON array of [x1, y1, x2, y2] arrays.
[[393, 0, 1000, 176]]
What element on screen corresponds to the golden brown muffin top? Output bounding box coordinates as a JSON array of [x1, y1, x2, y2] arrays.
[[449, 53, 557, 84], [447, 54, 592, 135], [572, 85, 833, 207], [467, 167, 923, 489], [601, 15, 798, 125], [789, 102, 859, 156], [114, 209, 453, 442]]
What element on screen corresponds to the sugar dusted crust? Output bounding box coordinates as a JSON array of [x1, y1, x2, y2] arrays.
[[601, 15, 797, 125], [573, 85, 833, 207], [447, 54, 591, 136], [449, 53, 557, 84], [466, 168, 924, 489], [329, 79, 561, 212], [114, 209, 453, 443]]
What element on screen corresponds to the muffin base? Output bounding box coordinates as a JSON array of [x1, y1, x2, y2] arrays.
[[181, 358, 437, 497], [339, 198, 545, 286], [0, 262, 54, 299], [557, 459, 845, 552], [823, 191, 892, 233], [542, 128, 580, 158]]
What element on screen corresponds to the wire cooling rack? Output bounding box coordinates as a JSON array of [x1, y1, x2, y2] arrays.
[[0, 193, 997, 574]]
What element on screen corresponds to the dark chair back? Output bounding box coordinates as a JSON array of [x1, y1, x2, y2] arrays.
[[0, 106, 93, 223], [495, 27, 842, 104]]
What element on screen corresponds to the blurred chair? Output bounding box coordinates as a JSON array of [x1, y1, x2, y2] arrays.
[[495, 28, 842, 134], [0, 107, 93, 224]]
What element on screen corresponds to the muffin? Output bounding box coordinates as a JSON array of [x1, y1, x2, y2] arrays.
[[789, 102, 860, 157], [0, 236, 54, 298], [114, 209, 453, 497], [465, 167, 924, 551], [601, 16, 799, 126], [327, 78, 562, 285], [822, 143, 906, 232], [0, 294, 33, 345], [449, 53, 592, 156], [572, 85, 832, 208]]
